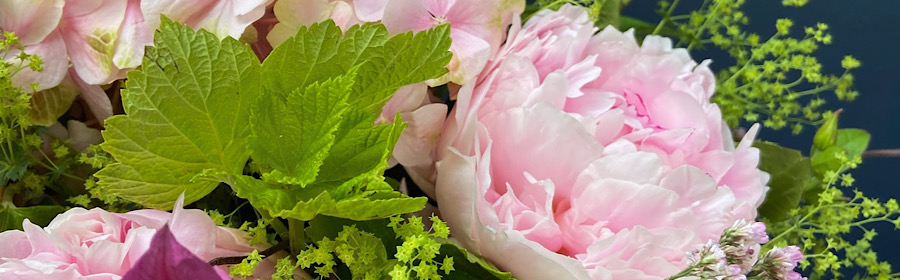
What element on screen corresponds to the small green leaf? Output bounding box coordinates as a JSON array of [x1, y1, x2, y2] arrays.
[[835, 128, 870, 160], [439, 241, 515, 280], [755, 141, 813, 221], [811, 146, 844, 178], [0, 205, 67, 231], [96, 17, 261, 209], [593, 0, 620, 29], [0, 143, 28, 185]]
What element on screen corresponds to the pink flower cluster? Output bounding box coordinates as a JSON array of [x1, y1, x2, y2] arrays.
[[0, 197, 275, 280], [381, 4, 770, 280], [1, 0, 270, 121]]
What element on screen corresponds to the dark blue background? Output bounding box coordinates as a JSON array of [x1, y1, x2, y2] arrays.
[[622, 0, 900, 269]]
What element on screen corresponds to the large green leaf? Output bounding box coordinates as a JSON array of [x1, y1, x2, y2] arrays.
[[249, 72, 356, 185], [0, 205, 67, 231], [230, 175, 425, 221], [261, 20, 452, 114], [755, 141, 813, 222], [95, 18, 261, 209]]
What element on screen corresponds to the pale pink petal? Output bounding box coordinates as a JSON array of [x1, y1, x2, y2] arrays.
[[70, 68, 113, 122], [60, 0, 130, 85], [352, 0, 388, 21], [0, 0, 64, 44], [393, 104, 448, 167], [8, 30, 68, 91]]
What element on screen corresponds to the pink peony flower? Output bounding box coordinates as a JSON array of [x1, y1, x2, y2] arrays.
[[426, 5, 770, 280], [0, 196, 276, 280], [382, 0, 524, 85]]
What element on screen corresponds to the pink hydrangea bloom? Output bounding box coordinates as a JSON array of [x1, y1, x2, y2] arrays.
[[428, 5, 770, 280], [0, 196, 276, 280]]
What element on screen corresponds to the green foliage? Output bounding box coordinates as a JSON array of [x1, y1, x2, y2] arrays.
[[438, 242, 515, 280], [764, 123, 895, 278], [0, 205, 66, 231], [654, 0, 857, 134], [95, 17, 260, 209], [754, 141, 812, 222], [230, 249, 264, 280]]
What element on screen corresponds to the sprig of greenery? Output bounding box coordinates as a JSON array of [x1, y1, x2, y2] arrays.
[[654, 0, 858, 134], [764, 152, 899, 279]]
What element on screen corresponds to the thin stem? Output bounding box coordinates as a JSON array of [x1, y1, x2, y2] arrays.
[[863, 149, 900, 158], [208, 241, 290, 266], [652, 0, 681, 35]]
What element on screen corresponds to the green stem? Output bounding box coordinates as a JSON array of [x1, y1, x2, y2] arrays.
[[652, 0, 681, 35], [289, 218, 307, 255]]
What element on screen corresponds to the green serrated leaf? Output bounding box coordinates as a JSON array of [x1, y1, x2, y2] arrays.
[[439, 241, 516, 280], [0, 143, 28, 185], [755, 141, 812, 221], [231, 176, 426, 221], [0, 205, 67, 231], [261, 20, 452, 115], [95, 17, 261, 209], [349, 24, 452, 113], [250, 71, 357, 185]]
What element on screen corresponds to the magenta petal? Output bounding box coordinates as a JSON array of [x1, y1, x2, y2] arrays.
[[122, 225, 227, 280]]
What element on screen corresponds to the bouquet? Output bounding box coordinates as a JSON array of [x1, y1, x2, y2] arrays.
[[1, 0, 897, 279]]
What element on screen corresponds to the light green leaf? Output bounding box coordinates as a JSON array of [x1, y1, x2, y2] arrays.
[[755, 141, 812, 222], [249, 71, 356, 185], [261, 20, 452, 114], [230, 175, 426, 221], [96, 17, 261, 209], [0, 205, 67, 231], [836, 128, 870, 159], [29, 77, 80, 126]]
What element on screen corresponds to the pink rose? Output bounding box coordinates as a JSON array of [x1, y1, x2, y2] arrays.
[[0, 196, 276, 279], [426, 4, 770, 280]]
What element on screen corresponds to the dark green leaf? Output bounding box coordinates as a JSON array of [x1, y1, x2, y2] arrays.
[[755, 141, 813, 221], [439, 241, 515, 280], [0, 205, 66, 231]]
